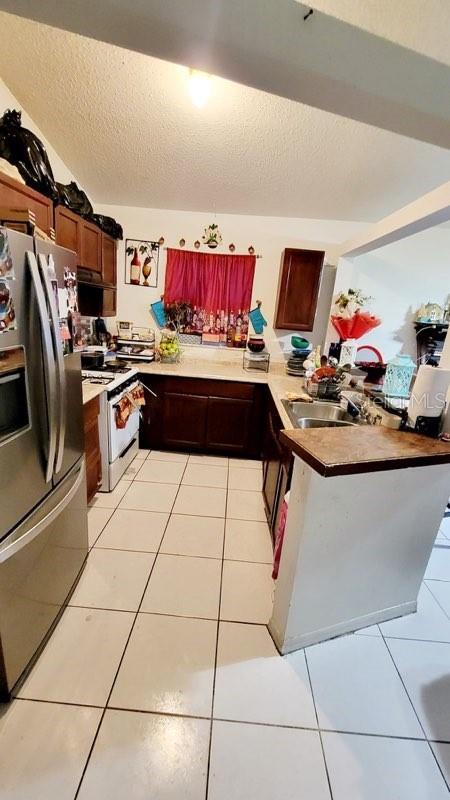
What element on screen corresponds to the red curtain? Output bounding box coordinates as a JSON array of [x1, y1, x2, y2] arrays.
[[164, 248, 256, 312]]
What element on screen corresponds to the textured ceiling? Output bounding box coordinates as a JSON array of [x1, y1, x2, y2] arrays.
[[0, 12, 449, 221], [307, 0, 450, 66]]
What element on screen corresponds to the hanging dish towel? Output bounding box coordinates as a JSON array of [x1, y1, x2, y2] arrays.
[[115, 384, 145, 428]]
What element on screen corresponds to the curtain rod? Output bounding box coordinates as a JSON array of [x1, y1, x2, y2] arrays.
[[163, 246, 262, 258]]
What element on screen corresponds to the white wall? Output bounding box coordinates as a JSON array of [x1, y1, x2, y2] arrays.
[[0, 77, 79, 185], [96, 203, 365, 359], [332, 224, 450, 362]]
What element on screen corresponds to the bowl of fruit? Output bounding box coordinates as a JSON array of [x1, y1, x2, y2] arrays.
[[158, 329, 181, 363]]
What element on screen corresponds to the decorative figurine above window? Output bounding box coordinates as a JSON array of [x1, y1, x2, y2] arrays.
[[202, 223, 222, 249]]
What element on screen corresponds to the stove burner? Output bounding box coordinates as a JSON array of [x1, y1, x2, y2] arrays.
[[82, 376, 113, 385], [88, 363, 130, 374]]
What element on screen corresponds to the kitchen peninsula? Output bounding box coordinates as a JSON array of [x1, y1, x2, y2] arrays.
[[269, 425, 450, 653]]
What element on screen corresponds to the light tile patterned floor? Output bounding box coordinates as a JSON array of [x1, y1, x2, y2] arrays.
[[1, 451, 450, 799]]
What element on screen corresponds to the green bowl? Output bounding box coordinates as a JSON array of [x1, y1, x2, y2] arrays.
[[291, 336, 310, 350]]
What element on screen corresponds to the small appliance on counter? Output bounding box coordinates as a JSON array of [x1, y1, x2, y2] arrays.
[[80, 346, 106, 370], [406, 364, 450, 437], [115, 322, 155, 362]]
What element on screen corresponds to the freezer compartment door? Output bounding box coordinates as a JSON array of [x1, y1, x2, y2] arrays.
[[0, 460, 88, 697]]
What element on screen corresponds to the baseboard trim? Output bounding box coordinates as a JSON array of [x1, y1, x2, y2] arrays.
[[269, 600, 417, 655]]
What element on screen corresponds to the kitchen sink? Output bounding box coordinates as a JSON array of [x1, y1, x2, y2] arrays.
[[281, 399, 356, 429], [295, 418, 354, 429]]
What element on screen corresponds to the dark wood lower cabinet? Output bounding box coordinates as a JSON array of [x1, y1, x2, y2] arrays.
[[83, 396, 102, 503], [206, 396, 254, 453], [262, 393, 293, 539], [139, 374, 264, 457], [163, 392, 208, 450]]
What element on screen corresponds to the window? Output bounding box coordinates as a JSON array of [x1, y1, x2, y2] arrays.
[[164, 248, 256, 344]]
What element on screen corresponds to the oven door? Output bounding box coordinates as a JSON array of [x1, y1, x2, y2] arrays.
[[107, 382, 140, 463]]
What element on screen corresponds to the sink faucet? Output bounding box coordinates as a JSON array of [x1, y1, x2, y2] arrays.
[[344, 396, 382, 425]]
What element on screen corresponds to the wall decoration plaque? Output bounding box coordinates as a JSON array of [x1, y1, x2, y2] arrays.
[[125, 239, 159, 288]]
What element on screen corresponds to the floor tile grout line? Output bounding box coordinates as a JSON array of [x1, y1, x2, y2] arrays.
[[377, 633, 428, 738], [16, 693, 450, 745], [424, 580, 450, 623], [91, 544, 272, 566], [379, 627, 450, 792], [211, 717, 438, 741], [87, 507, 115, 551], [15, 696, 104, 711], [204, 459, 229, 800], [73, 477, 175, 799], [303, 649, 334, 800]]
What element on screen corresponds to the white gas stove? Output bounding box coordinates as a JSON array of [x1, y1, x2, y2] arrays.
[[82, 363, 140, 491], [82, 362, 138, 392]]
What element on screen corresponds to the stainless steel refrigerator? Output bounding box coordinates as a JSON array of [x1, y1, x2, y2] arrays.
[[0, 227, 88, 700]]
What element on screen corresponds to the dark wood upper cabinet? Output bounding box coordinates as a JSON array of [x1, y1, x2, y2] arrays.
[[0, 173, 53, 236], [54, 205, 81, 254], [274, 248, 325, 331], [101, 232, 117, 285], [80, 219, 102, 273]]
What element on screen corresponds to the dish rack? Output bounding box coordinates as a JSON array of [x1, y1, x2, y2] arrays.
[[115, 327, 155, 362]]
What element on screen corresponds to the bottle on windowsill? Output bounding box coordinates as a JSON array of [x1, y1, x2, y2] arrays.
[[227, 310, 236, 347]]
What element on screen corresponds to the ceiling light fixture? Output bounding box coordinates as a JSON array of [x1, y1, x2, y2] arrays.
[[188, 69, 212, 108]]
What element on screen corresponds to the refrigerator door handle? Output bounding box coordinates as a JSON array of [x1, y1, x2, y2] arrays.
[[27, 251, 58, 483], [0, 463, 85, 564], [38, 254, 67, 475]]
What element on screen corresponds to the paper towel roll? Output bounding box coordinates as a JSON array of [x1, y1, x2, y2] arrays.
[[440, 331, 450, 370], [408, 365, 450, 424]]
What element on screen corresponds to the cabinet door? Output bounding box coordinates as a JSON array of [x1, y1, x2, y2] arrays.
[[274, 248, 324, 330], [163, 392, 208, 450], [81, 220, 102, 272], [0, 173, 53, 235], [83, 397, 101, 503], [101, 288, 116, 317], [55, 205, 81, 254], [206, 396, 253, 453], [102, 233, 117, 285], [263, 436, 283, 526], [138, 376, 165, 450]]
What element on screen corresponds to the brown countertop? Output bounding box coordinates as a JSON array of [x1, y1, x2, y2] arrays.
[[280, 425, 450, 477]]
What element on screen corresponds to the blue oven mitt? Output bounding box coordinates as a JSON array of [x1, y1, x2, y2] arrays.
[[249, 306, 267, 335]]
